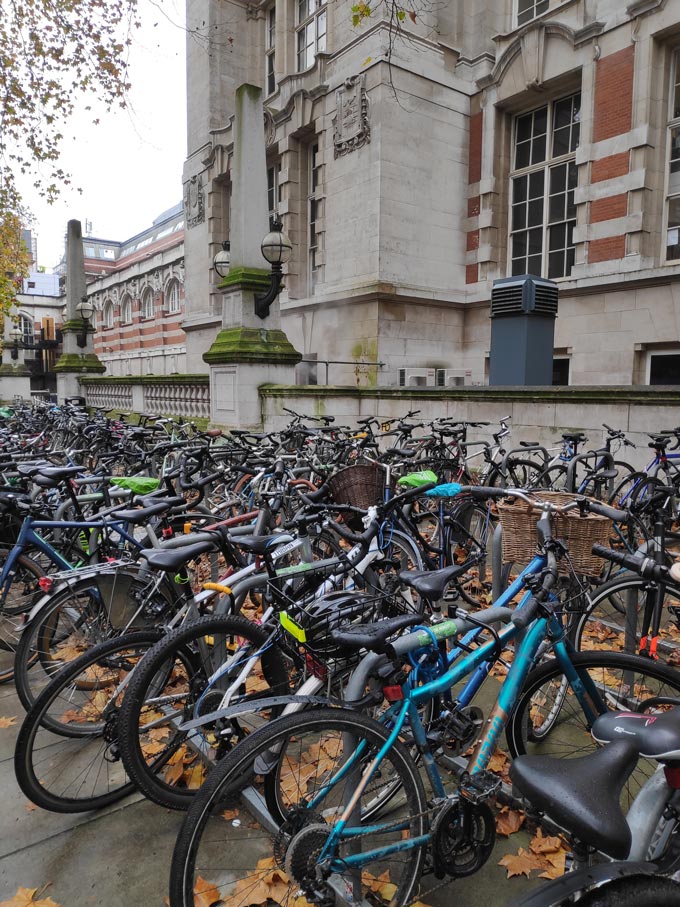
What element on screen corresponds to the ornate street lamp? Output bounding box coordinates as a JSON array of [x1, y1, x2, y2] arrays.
[[76, 296, 95, 348], [8, 324, 22, 361], [213, 241, 231, 278], [254, 220, 293, 320]]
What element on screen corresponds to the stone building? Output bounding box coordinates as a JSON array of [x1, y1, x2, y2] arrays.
[[85, 203, 186, 378], [182, 0, 680, 389]]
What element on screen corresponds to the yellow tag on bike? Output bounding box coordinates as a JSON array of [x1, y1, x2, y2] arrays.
[[280, 611, 307, 643]]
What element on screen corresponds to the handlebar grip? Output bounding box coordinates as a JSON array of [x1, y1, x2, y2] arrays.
[[586, 500, 629, 522], [512, 598, 540, 631], [324, 518, 370, 547], [455, 485, 509, 501], [591, 544, 668, 581]]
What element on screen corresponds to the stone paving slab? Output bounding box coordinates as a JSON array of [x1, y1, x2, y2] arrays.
[[0, 682, 547, 906]]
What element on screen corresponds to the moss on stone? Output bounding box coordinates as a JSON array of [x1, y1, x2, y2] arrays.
[[54, 353, 106, 374], [0, 363, 30, 377], [217, 267, 272, 292], [80, 374, 210, 386], [203, 327, 301, 365]]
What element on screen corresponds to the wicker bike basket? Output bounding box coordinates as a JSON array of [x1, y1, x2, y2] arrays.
[[497, 491, 616, 577], [327, 464, 386, 509]]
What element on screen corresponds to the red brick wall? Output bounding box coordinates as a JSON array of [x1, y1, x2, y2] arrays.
[[468, 111, 483, 185], [589, 235, 626, 263], [466, 263, 479, 284], [591, 152, 630, 183], [590, 193, 628, 223], [592, 46, 635, 143]]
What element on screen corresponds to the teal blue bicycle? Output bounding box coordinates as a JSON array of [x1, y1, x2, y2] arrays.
[[169, 487, 680, 907]]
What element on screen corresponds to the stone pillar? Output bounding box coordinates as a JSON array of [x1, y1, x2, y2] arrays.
[[204, 84, 300, 429], [0, 318, 31, 401], [54, 220, 105, 400]]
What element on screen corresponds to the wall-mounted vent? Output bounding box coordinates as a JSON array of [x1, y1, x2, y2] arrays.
[[491, 275, 558, 318]]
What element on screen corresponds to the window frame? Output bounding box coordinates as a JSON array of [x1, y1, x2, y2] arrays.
[[663, 48, 680, 264], [141, 288, 155, 320], [296, 0, 327, 72], [103, 300, 115, 330], [647, 348, 680, 385], [307, 141, 322, 291], [19, 315, 34, 347], [265, 5, 276, 96], [516, 0, 550, 28], [267, 162, 282, 229], [166, 279, 181, 315], [508, 91, 581, 280], [121, 295, 133, 324]]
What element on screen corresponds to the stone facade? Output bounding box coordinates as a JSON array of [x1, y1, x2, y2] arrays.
[[85, 204, 186, 378], [183, 0, 680, 388]]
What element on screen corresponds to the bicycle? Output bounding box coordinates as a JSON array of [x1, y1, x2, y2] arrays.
[[167, 487, 680, 907]]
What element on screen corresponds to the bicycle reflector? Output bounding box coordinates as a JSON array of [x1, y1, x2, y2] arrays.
[[664, 765, 680, 789], [38, 577, 53, 593]]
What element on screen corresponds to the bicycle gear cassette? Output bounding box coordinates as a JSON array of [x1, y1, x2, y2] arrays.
[[431, 797, 495, 878]]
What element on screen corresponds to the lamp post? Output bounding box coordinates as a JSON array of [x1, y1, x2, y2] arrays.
[[8, 324, 22, 361], [213, 241, 231, 279], [254, 220, 293, 320], [76, 297, 95, 348]]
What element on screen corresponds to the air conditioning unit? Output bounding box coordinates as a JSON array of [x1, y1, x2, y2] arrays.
[[398, 368, 436, 387], [436, 369, 470, 387]]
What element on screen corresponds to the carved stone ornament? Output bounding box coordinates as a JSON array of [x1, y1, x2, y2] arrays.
[[333, 75, 370, 158], [264, 108, 276, 146], [521, 23, 546, 90], [183, 174, 205, 228], [152, 269, 163, 295]]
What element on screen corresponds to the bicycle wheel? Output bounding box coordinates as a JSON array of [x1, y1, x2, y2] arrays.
[[537, 465, 569, 491], [576, 874, 680, 907], [14, 630, 164, 812], [506, 651, 680, 812], [446, 501, 496, 606], [572, 575, 680, 659], [117, 614, 290, 810], [0, 552, 45, 684], [487, 457, 546, 489], [373, 529, 425, 614], [169, 708, 428, 907], [14, 568, 177, 712]]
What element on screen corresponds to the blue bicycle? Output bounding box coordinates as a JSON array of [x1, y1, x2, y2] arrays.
[[168, 487, 680, 907]]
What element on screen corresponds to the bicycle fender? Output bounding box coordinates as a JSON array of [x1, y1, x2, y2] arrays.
[[177, 694, 342, 732], [507, 861, 658, 907]]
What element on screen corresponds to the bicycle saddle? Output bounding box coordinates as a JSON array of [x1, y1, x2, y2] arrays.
[[384, 447, 416, 458], [562, 433, 587, 443], [139, 539, 217, 572], [519, 441, 541, 448], [330, 613, 423, 653], [398, 564, 471, 601], [510, 739, 638, 859], [233, 533, 295, 556], [648, 435, 672, 447], [110, 502, 173, 524], [33, 466, 82, 487], [592, 708, 680, 760]]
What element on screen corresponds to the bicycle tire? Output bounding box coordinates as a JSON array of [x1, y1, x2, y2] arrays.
[[14, 629, 164, 812], [487, 458, 547, 489], [117, 614, 290, 810], [0, 552, 45, 684], [446, 501, 496, 607], [576, 874, 680, 907], [169, 708, 428, 907], [14, 568, 177, 713], [506, 651, 680, 814], [571, 574, 680, 659]]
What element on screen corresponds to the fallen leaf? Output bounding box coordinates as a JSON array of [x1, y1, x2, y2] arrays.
[[495, 806, 525, 837], [0, 886, 60, 907], [0, 716, 17, 728], [222, 808, 239, 821], [529, 827, 563, 855], [498, 847, 535, 878]]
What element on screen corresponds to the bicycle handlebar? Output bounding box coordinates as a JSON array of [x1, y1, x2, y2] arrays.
[[591, 544, 668, 582]]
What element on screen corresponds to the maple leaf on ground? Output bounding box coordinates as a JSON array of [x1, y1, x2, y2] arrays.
[[0, 886, 60, 907], [0, 716, 17, 728], [498, 847, 536, 878], [529, 827, 563, 855], [495, 806, 525, 837]]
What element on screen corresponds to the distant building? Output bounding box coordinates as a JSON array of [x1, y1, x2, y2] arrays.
[[14, 272, 64, 396], [85, 203, 186, 378]]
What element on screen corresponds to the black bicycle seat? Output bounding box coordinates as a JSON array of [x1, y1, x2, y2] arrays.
[[648, 435, 672, 448], [510, 739, 637, 859], [398, 564, 471, 601], [592, 708, 680, 760], [140, 539, 217, 572], [33, 466, 83, 487], [110, 502, 173, 525], [233, 533, 295, 556], [330, 613, 423, 653], [563, 433, 587, 443]]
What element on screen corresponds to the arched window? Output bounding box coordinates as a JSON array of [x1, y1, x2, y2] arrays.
[[121, 295, 132, 324], [103, 300, 114, 329], [166, 279, 181, 314], [18, 315, 34, 346], [141, 288, 154, 320]]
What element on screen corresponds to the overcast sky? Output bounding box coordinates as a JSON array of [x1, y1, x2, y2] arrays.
[[19, 0, 187, 271]]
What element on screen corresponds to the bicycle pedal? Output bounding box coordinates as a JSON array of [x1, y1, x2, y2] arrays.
[[459, 771, 501, 802]]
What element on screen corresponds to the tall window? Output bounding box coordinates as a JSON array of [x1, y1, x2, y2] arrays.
[[103, 300, 114, 329], [665, 50, 680, 261], [308, 142, 322, 288], [141, 288, 154, 320], [517, 0, 549, 27], [267, 163, 281, 228], [121, 295, 132, 324], [510, 92, 580, 279], [265, 6, 276, 95], [166, 279, 181, 314], [19, 315, 33, 346], [297, 0, 326, 71]]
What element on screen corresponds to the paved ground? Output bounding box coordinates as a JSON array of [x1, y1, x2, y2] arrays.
[[0, 681, 547, 907]]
